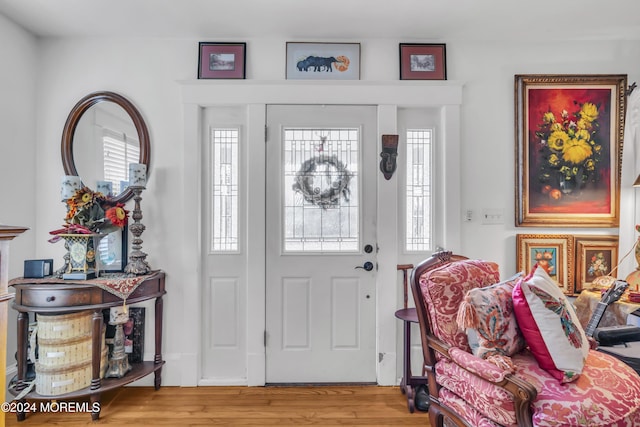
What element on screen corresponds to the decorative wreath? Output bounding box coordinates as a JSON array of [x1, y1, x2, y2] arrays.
[[292, 155, 352, 209]]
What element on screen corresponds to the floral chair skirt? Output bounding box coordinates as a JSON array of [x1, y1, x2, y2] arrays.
[[436, 349, 640, 426]]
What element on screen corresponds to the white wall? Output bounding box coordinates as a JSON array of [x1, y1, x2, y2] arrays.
[[3, 26, 640, 385], [0, 13, 38, 382]]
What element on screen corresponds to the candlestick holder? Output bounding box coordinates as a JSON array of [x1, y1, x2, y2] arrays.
[[105, 310, 132, 379], [124, 186, 151, 275]]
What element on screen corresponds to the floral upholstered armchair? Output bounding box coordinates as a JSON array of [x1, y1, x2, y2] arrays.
[[410, 251, 640, 427]]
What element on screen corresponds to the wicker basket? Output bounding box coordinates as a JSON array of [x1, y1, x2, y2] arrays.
[[34, 311, 108, 396], [37, 333, 92, 367], [35, 346, 108, 396], [36, 311, 92, 341]]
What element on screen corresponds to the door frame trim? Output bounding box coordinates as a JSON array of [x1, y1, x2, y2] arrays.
[[180, 81, 463, 386]]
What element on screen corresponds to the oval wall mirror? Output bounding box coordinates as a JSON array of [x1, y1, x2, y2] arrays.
[[61, 91, 150, 204]]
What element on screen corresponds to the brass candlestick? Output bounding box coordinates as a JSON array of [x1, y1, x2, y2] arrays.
[[124, 186, 151, 275]]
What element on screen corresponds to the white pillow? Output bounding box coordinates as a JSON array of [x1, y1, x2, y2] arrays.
[[512, 265, 589, 382]]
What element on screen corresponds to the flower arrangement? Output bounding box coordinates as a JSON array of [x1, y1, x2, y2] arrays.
[[49, 186, 129, 241], [587, 252, 609, 277], [535, 101, 602, 200]]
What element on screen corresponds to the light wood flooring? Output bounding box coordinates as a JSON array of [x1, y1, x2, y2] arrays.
[[5, 386, 430, 426]]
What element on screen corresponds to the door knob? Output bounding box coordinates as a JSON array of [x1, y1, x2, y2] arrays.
[[355, 262, 374, 271], [364, 244, 374, 254]]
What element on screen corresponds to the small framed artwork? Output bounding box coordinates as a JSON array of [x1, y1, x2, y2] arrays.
[[516, 234, 575, 294], [574, 235, 619, 292], [399, 43, 447, 80], [286, 42, 360, 80], [198, 42, 246, 79], [515, 74, 627, 227], [97, 226, 128, 273]]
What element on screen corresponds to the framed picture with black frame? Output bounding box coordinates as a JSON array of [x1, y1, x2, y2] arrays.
[[98, 226, 128, 273], [198, 42, 246, 79], [399, 43, 447, 80]]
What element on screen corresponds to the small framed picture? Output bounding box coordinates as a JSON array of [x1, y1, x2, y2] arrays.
[[198, 42, 246, 79], [286, 42, 360, 80], [399, 43, 447, 80], [516, 234, 575, 294], [97, 226, 128, 273], [574, 235, 619, 292]]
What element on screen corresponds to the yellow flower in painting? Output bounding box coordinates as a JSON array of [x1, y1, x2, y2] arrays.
[[575, 129, 591, 141], [550, 122, 564, 132], [543, 111, 556, 123], [593, 144, 602, 154], [585, 159, 595, 171], [548, 130, 569, 151], [576, 118, 592, 130], [580, 102, 599, 122], [548, 153, 560, 166], [562, 139, 593, 164]]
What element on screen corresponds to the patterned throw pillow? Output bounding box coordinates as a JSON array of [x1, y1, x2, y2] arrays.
[[457, 273, 525, 362], [512, 264, 589, 383]]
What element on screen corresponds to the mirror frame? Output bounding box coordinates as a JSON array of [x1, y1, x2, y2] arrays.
[[61, 91, 150, 204]]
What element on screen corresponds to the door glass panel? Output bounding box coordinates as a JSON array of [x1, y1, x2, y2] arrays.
[[283, 128, 359, 252], [210, 128, 239, 252], [406, 129, 432, 252]]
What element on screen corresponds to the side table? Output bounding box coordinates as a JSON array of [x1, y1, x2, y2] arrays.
[[8, 271, 166, 421], [395, 264, 427, 413], [395, 307, 427, 413]]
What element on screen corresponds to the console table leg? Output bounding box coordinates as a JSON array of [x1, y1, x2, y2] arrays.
[[154, 295, 163, 390], [15, 312, 29, 421], [91, 394, 101, 420], [90, 310, 103, 391]]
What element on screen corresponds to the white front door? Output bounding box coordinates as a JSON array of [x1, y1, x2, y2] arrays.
[[265, 105, 378, 383]]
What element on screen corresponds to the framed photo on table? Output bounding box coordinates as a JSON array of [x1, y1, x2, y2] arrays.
[[97, 226, 128, 273], [574, 235, 619, 293], [515, 74, 627, 227], [399, 43, 447, 80], [286, 42, 360, 80], [198, 42, 246, 79], [516, 234, 575, 294]]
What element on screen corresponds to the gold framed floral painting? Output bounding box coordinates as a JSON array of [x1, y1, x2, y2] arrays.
[[574, 235, 619, 293], [515, 74, 627, 227], [516, 234, 575, 294]]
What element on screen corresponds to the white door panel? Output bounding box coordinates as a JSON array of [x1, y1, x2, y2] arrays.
[[266, 105, 377, 383], [201, 106, 247, 382]]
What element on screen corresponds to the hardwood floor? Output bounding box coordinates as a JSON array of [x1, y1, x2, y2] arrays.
[[5, 386, 430, 426]]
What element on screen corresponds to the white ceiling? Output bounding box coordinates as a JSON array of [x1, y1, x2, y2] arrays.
[[1, 0, 640, 41]]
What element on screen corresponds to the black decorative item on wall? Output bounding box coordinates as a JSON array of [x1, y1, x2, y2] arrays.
[[380, 134, 399, 180]]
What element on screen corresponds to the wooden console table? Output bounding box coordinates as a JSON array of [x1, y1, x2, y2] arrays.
[[8, 270, 165, 421]]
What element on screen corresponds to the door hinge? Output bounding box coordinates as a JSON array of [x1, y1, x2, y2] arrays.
[[264, 125, 268, 143], [264, 330, 267, 347]]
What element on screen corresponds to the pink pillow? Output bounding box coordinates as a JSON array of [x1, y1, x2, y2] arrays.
[[512, 264, 589, 383]]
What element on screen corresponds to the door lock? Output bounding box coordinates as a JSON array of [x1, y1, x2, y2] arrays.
[[355, 262, 374, 272]]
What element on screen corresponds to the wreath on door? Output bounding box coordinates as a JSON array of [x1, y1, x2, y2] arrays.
[[292, 155, 352, 209]]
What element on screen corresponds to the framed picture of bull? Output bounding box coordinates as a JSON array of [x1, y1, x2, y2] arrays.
[[286, 42, 360, 80], [399, 43, 447, 80]]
